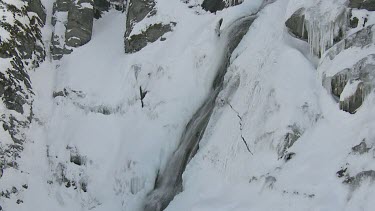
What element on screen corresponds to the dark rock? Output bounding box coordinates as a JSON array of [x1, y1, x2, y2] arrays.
[[201, 0, 226, 13], [65, 0, 94, 47], [124, 0, 156, 51], [350, 16, 359, 28], [11, 187, 17, 194], [50, 32, 73, 60], [16, 199, 23, 204], [285, 8, 308, 40], [51, 0, 96, 59], [352, 139, 371, 154], [337, 168, 347, 178], [125, 22, 176, 53], [53, 0, 71, 13], [284, 152, 296, 162], [349, 0, 375, 11], [27, 0, 47, 24], [67, 145, 86, 166], [140, 86, 148, 108], [202, 0, 243, 13], [278, 125, 301, 159], [94, 0, 110, 19]]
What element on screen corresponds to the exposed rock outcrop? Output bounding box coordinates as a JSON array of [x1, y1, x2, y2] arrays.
[[125, 22, 176, 53], [201, 0, 243, 13], [285, 7, 347, 57], [28, 0, 47, 25], [285, 8, 308, 40], [65, 0, 94, 47], [51, 0, 94, 59], [0, 0, 45, 198], [124, 0, 156, 53], [349, 0, 375, 11]]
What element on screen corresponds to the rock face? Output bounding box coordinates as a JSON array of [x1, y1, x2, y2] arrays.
[[94, 0, 111, 18], [28, 0, 47, 24], [51, 0, 94, 59], [124, 0, 177, 53], [349, 0, 375, 11], [201, 0, 243, 13], [0, 0, 45, 195], [65, 0, 94, 47], [285, 8, 308, 40], [124, 0, 156, 53]]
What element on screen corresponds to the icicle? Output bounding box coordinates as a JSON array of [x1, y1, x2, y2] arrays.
[[304, 7, 348, 57]]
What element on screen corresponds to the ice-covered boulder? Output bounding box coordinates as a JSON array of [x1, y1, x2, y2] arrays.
[[285, 8, 308, 41], [285, 6, 347, 57], [331, 54, 375, 113]]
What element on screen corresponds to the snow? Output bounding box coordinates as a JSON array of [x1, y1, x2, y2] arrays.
[[3, 0, 375, 210]]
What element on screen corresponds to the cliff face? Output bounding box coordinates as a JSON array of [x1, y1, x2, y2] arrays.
[[0, 0, 45, 195], [2, 0, 375, 211]]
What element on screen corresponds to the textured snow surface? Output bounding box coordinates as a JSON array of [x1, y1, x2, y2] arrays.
[[2, 0, 375, 210]]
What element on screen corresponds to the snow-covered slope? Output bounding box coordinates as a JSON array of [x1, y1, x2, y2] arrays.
[[1, 0, 375, 211]]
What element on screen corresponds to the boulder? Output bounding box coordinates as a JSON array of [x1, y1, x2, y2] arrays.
[[285, 8, 308, 40]]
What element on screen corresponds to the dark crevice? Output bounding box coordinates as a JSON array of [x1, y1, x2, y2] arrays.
[[140, 86, 148, 108], [228, 102, 253, 155]]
